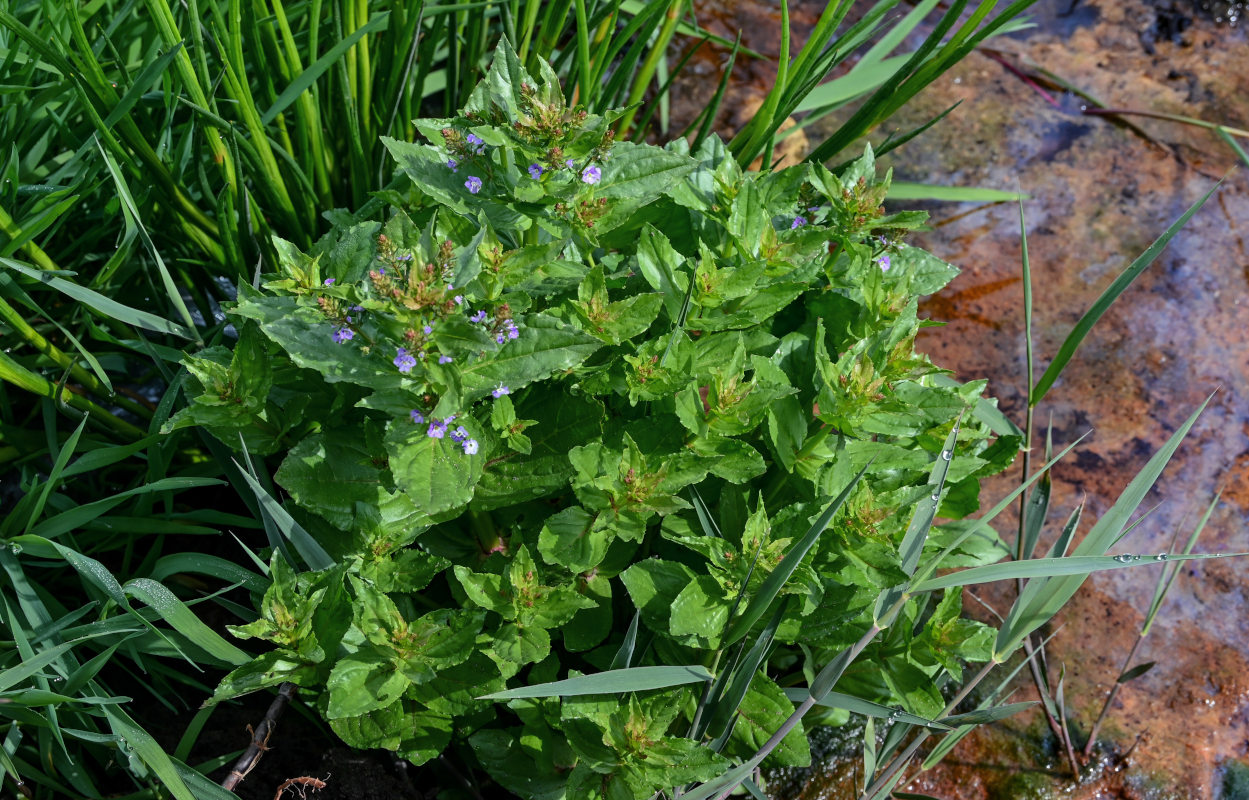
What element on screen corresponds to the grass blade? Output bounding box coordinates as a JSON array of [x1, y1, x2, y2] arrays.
[[0, 258, 194, 339], [995, 396, 1212, 658], [1031, 181, 1221, 405], [885, 182, 1027, 202], [722, 461, 870, 646], [480, 665, 713, 699]]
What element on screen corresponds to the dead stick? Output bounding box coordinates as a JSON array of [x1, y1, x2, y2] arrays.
[[222, 682, 297, 791]]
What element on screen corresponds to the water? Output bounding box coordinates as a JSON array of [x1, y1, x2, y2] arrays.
[[870, 0, 1249, 795], [678, 0, 1249, 796]]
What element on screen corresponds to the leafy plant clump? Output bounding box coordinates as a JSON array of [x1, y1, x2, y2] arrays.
[[176, 46, 1020, 798]]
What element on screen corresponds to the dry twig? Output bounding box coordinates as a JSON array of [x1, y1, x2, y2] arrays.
[[221, 682, 297, 791]]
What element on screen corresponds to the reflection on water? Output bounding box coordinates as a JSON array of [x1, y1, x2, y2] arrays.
[[679, 0, 1249, 796]]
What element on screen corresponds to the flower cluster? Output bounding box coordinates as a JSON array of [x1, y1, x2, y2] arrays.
[[412, 410, 478, 455], [394, 348, 418, 373], [495, 319, 519, 344]]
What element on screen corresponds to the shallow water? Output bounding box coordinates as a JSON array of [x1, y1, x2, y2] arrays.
[[678, 0, 1249, 796]]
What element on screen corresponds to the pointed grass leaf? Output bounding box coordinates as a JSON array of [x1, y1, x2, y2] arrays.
[[0, 257, 194, 339], [1144, 491, 1220, 633], [995, 397, 1212, 658], [885, 182, 1028, 202], [611, 612, 643, 671], [1031, 181, 1221, 405], [901, 422, 960, 575], [722, 462, 871, 647], [101, 704, 239, 800], [261, 13, 392, 125], [1045, 504, 1083, 559], [234, 461, 335, 571], [783, 689, 951, 730], [938, 701, 1037, 726], [480, 665, 713, 700], [912, 552, 1243, 594], [1117, 661, 1156, 684]]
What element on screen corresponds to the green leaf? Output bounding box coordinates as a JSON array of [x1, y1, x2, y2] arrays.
[[458, 313, 602, 400], [637, 223, 689, 319], [1032, 181, 1221, 405], [669, 575, 730, 647], [276, 429, 402, 531], [1117, 661, 1156, 684], [471, 729, 568, 800], [325, 652, 409, 719], [482, 665, 713, 700], [619, 559, 698, 635], [2, 257, 194, 338], [723, 463, 870, 646], [209, 651, 318, 704], [723, 673, 812, 768], [537, 506, 609, 572], [386, 418, 482, 518]]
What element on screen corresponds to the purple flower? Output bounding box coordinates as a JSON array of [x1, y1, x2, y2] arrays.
[[581, 165, 602, 185], [465, 176, 482, 194], [528, 163, 544, 180], [423, 324, 433, 335], [470, 310, 488, 324], [345, 316, 353, 324], [466, 133, 483, 146], [791, 216, 807, 229], [410, 409, 425, 424], [427, 420, 447, 439], [502, 320, 520, 340], [877, 255, 891, 271], [565, 158, 575, 169], [398, 253, 413, 262], [378, 267, 386, 275], [454, 295, 464, 306], [394, 348, 417, 373], [446, 414, 456, 423], [448, 158, 458, 172], [496, 332, 506, 344], [438, 354, 453, 364], [350, 305, 364, 312], [463, 438, 479, 456], [450, 426, 469, 444], [332, 327, 354, 343], [324, 277, 336, 286], [492, 384, 510, 399]]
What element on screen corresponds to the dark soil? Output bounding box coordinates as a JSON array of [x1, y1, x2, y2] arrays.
[[162, 691, 426, 800]]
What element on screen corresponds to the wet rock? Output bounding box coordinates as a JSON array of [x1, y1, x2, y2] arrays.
[[671, 0, 1249, 796]]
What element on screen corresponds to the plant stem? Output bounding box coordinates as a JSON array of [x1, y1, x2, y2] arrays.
[[859, 659, 997, 799], [710, 623, 882, 800], [1083, 633, 1144, 757], [0, 297, 153, 420], [0, 350, 146, 440], [616, 0, 685, 139]]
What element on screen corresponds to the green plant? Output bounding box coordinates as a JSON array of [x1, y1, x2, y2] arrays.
[[166, 44, 1015, 797], [154, 49, 1241, 800]]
